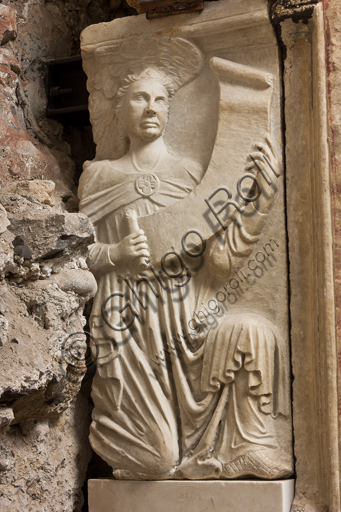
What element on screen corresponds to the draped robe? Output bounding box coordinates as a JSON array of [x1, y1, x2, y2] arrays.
[[78, 152, 290, 479]]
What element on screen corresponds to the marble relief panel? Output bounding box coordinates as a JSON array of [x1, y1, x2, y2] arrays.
[[79, 0, 293, 481]]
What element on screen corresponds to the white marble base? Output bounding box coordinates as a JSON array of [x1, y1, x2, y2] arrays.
[[88, 479, 295, 512]]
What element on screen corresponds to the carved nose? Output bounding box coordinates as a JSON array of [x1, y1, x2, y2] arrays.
[[145, 107, 157, 116]]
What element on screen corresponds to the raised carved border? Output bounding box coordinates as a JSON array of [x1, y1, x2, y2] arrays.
[[273, 2, 340, 510]]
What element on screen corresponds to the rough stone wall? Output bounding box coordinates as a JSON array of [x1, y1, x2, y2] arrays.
[[0, 0, 134, 205], [0, 184, 97, 512], [0, 1, 133, 510], [323, 0, 341, 493]]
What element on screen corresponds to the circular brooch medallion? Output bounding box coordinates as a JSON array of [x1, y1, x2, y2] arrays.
[[135, 173, 160, 197]]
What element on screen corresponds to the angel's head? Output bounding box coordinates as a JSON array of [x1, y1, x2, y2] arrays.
[[115, 68, 175, 151]]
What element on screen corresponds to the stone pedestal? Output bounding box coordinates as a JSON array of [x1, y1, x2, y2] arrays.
[[88, 479, 295, 512]]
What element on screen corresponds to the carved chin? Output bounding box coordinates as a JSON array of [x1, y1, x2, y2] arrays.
[[138, 127, 163, 140]]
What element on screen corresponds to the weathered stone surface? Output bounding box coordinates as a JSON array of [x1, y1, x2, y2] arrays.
[[324, 0, 341, 505], [0, 5, 17, 46], [0, 0, 134, 214], [0, 193, 94, 264], [1, 180, 56, 206], [54, 269, 97, 296], [272, 0, 318, 23], [0, 193, 95, 416], [0, 2, 75, 207], [278, 5, 340, 512], [0, 205, 10, 235], [0, 397, 92, 512], [0, 407, 14, 430], [0, 186, 96, 510]]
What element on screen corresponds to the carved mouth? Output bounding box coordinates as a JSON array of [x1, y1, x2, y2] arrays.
[[141, 121, 159, 128]]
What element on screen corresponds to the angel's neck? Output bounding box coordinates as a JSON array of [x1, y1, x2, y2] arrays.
[[129, 137, 168, 172]]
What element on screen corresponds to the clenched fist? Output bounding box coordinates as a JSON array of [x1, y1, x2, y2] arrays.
[[109, 229, 150, 265]]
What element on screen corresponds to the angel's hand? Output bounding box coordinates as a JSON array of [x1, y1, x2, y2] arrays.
[[109, 230, 150, 266], [245, 134, 282, 214]]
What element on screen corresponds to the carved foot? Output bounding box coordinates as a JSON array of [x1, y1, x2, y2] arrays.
[[174, 457, 223, 479], [222, 449, 293, 479], [114, 469, 148, 480], [113, 469, 172, 480]]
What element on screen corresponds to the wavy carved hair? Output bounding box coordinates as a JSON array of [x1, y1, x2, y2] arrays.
[[114, 68, 175, 156]]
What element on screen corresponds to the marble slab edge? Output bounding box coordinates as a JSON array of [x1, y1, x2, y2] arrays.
[[88, 479, 295, 512]]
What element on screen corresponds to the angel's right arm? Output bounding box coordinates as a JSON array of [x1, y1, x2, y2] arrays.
[[87, 243, 116, 276]]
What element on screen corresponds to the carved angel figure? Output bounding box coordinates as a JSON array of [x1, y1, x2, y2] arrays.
[[78, 67, 293, 480]]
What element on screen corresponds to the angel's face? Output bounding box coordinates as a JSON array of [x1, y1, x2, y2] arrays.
[[124, 78, 169, 142]]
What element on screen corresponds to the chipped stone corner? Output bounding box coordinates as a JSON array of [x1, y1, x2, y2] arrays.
[[271, 0, 319, 25]]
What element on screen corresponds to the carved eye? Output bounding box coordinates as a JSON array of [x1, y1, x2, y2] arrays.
[[155, 97, 168, 106], [133, 94, 146, 102]]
